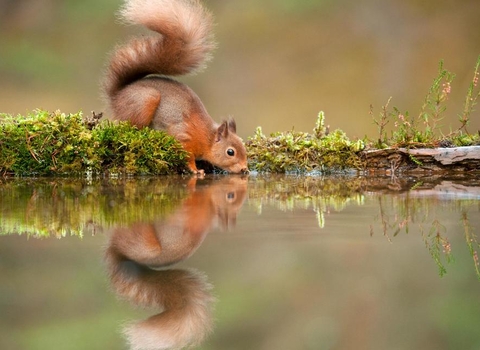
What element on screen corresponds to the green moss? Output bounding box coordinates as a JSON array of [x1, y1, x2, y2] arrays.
[[246, 112, 365, 173], [0, 110, 188, 176]]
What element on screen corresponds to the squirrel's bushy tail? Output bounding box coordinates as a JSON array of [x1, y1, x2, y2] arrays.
[[103, 0, 215, 99]]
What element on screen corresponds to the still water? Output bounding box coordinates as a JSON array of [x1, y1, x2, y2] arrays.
[[1, 174, 479, 350]]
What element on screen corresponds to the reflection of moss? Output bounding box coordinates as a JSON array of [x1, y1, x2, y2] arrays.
[[0, 110, 187, 176], [0, 178, 187, 237], [248, 175, 366, 228], [249, 175, 480, 279], [249, 174, 364, 206]]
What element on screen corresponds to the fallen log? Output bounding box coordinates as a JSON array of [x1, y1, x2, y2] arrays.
[[361, 146, 480, 174]]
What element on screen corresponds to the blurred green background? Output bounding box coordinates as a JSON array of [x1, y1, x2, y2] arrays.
[[1, 0, 480, 139]]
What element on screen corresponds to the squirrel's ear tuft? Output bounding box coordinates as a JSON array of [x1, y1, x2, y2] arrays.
[[227, 118, 236, 133], [216, 121, 229, 141]]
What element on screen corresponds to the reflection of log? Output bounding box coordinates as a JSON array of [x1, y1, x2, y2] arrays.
[[402, 181, 480, 199], [362, 146, 480, 173], [363, 174, 480, 194]]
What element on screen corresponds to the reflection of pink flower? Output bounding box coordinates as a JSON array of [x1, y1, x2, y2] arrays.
[[398, 219, 407, 229], [474, 251, 479, 267], [442, 241, 452, 254]]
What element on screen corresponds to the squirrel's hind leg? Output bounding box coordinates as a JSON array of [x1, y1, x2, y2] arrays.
[[112, 86, 161, 128]]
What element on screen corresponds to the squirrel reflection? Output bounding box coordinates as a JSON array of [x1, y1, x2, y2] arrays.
[[104, 176, 248, 350]]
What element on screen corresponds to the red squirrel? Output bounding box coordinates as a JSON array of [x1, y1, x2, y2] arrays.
[[102, 0, 248, 174]]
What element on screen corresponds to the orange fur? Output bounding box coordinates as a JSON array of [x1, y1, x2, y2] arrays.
[[104, 176, 248, 349], [102, 0, 248, 174]]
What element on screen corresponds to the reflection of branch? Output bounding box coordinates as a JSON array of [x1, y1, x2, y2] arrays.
[[421, 220, 453, 277], [372, 190, 459, 278], [461, 211, 480, 280], [375, 196, 392, 243]]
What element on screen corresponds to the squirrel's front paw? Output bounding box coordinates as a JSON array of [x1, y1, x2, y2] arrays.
[[187, 166, 205, 176]]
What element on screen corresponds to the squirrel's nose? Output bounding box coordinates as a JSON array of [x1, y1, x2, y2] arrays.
[[241, 167, 249, 174]]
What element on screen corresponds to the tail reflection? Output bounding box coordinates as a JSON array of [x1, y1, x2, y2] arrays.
[[104, 176, 248, 349]]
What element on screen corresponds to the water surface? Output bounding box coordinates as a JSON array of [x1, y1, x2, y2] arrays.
[[1, 174, 479, 350]]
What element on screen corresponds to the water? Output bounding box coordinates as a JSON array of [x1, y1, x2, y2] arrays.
[[1, 174, 479, 350]]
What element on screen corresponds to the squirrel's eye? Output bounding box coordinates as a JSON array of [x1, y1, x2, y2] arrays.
[[226, 148, 235, 157]]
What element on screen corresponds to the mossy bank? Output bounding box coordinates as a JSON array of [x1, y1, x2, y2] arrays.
[[0, 110, 187, 176], [1, 57, 479, 176]]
